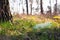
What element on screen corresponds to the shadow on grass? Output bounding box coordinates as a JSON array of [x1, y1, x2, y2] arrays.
[[0, 30, 60, 40]]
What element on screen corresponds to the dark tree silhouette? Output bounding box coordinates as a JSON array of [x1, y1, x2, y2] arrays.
[[0, 0, 12, 22], [40, 0, 43, 14], [26, 0, 28, 15]]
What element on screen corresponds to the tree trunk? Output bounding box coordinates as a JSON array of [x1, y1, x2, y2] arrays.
[[26, 0, 28, 15], [30, 3, 32, 15], [0, 0, 12, 22], [22, 0, 24, 14], [49, 0, 51, 14], [54, 0, 57, 15], [29, 0, 32, 15], [55, 0, 57, 14], [40, 0, 43, 14]]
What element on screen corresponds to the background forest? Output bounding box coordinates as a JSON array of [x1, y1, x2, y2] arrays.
[[9, 0, 60, 15]]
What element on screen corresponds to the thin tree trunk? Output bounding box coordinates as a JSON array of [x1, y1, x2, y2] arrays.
[[40, 0, 43, 14], [55, 0, 57, 13], [22, 0, 24, 14], [54, 0, 57, 15], [49, 0, 51, 14], [26, 0, 28, 15], [29, 0, 32, 15], [30, 3, 32, 15]]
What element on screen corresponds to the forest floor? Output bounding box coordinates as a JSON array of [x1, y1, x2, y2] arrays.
[[13, 14, 60, 26], [0, 14, 60, 40], [13, 14, 55, 23]]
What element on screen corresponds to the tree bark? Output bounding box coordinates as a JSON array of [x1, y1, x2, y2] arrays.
[[40, 0, 43, 14], [26, 0, 28, 15], [0, 0, 12, 22]]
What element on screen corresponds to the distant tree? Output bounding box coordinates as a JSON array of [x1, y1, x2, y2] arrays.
[[40, 0, 43, 14], [54, 0, 57, 15], [54, 0, 57, 14], [57, 5, 60, 14], [29, 0, 32, 15], [0, 0, 12, 22], [46, 6, 53, 18], [22, 0, 24, 14], [49, 0, 51, 14], [47, 6, 51, 13], [36, 0, 39, 14], [26, 0, 28, 15]]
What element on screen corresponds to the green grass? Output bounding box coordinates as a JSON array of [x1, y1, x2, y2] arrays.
[[0, 19, 36, 36], [0, 19, 60, 40]]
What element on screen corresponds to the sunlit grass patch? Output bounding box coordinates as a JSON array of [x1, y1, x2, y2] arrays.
[[53, 16, 60, 19], [0, 19, 37, 36]]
